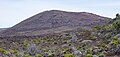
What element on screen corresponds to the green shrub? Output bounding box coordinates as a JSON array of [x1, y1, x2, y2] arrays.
[[13, 50, 19, 56], [3, 50, 7, 55], [64, 54, 74, 57], [0, 48, 7, 55], [0, 48, 4, 52], [86, 54, 93, 57], [97, 43, 106, 48], [110, 40, 118, 46], [110, 35, 119, 46], [23, 54, 29, 57], [48, 53, 55, 57], [53, 41, 57, 44], [23, 54, 32, 57], [24, 42, 29, 46], [64, 48, 72, 52], [98, 53, 105, 57], [112, 19, 120, 33], [13, 50, 18, 54], [113, 36, 118, 41], [90, 38, 97, 40], [35, 54, 42, 57], [87, 48, 92, 51]]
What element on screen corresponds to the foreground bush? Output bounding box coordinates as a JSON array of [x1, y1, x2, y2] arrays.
[[86, 54, 93, 57], [64, 54, 74, 57]]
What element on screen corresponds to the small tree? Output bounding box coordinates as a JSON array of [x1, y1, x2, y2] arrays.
[[116, 13, 120, 19], [112, 13, 120, 33], [113, 13, 120, 21]]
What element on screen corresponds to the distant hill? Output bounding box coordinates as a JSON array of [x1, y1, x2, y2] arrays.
[[0, 28, 7, 32], [0, 10, 111, 37]]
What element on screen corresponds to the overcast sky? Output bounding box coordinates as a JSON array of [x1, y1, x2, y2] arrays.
[[0, 0, 120, 28]]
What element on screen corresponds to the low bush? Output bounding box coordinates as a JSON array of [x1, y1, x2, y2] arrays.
[[64, 54, 74, 57], [86, 54, 93, 57]]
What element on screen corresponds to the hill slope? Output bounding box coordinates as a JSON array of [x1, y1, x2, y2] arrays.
[[0, 28, 7, 32], [0, 10, 111, 37]]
